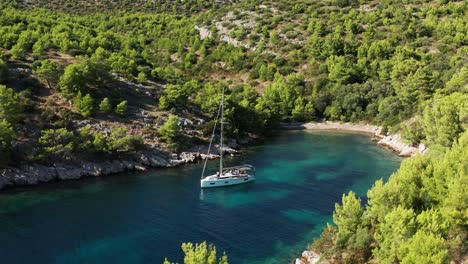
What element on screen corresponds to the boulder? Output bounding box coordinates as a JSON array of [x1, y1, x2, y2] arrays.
[[169, 159, 185, 167], [98, 161, 115, 175], [134, 164, 147, 171], [149, 154, 171, 167], [82, 162, 104, 176], [295, 251, 321, 264], [0, 169, 17, 189], [13, 170, 39, 185], [138, 153, 151, 166], [55, 166, 86, 180], [121, 160, 136, 170], [200, 153, 218, 160], [179, 152, 200, 163], [22, 164, 57, 183], [109, 160, 126, 174], [222, 146, 238, 155]]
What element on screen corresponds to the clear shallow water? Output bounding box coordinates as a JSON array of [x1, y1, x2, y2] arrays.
[[0, 131, 401, 264]]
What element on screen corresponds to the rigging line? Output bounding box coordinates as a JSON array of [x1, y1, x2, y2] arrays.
[[220, 86, 224, 177], [201, 99, 223, 179]]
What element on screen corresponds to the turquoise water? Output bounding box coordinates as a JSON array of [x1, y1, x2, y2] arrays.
[[0, 131, 401, 263]]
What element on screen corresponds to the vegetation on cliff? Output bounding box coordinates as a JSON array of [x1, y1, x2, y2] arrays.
[[0, 0, 466, 167]]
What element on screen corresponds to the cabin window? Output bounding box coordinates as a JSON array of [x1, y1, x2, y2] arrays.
[[244, 179, 248, 181], [210, 183, 215, 185], [225, 182, 229, 183]]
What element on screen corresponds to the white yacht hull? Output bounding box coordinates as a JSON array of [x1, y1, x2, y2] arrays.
[[200, 174, 256, 188]]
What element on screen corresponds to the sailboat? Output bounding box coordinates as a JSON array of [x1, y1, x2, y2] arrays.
[[200, 88, 256, 188]]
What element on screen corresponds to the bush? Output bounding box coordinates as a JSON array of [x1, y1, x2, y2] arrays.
[[0, 119, 16, 154], [0, 59, 8, 83], [158, 115, 181, 145], [99, 97, 112, 113], [78, 94, 95, 117], [107, 127, 144, 153], [159, 95, 170, 110], [39, 128, 75, 160], [115, 100, 128, 116], [33, 60, 61, 89], [164, 241, 228, 264], [0, 85, 21, 124]]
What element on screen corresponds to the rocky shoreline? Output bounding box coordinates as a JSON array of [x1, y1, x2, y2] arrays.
[[0, 146, 237, 192], [1, 122, 427, 192], [294, 250, 321, 264], [284, 121, 428, 157]]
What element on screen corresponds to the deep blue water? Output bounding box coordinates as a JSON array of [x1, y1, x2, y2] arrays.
[[0, 131, 401, 263]]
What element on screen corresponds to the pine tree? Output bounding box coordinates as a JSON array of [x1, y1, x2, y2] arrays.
[[158, 115, 181, 145], [115, 100, 128, 116], [80, 94, 95, 117], [99, 97, 112, 113]]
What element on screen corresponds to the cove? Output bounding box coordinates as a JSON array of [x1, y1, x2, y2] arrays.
[[0, 131, 401, 264]]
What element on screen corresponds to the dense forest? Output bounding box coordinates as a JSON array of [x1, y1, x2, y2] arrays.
[[0, 0, 466, 263]]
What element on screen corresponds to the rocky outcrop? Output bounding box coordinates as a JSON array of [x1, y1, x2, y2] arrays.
[[0, 146, 230, 191], [0, 133, 259, 192], [378, 134, 428, 157], [294, 251, 321, 264]]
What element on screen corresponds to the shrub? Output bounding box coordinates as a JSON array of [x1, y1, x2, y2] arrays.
[[99, 97, 112, 113], [107, 127, 144, 153], [39, 128, 75, 160], [164, 241, 228, 264], [158, 115, 181, 145], [79, 94, 95, 117], [0, 85, 21, 124], [115, 100, 128, 116], [0, 119, 15, 164]]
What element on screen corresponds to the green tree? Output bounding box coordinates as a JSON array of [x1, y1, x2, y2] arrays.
[[115, 100, 128, 116], [159, 95, 170, 110], [165, 84, 189, 106], [446, 67, 468, 93], [93, 132, 109, 153], [373, 206, 416, 263], [422, 93, 468, 148], [326, 55, 359, 84], [0, 85, 20, 124], [158, 115, 181, 145], [99, 97, 112, 113], [11, 43, 27, 60], [333, 191, 365, 247], [399, 231, 449, 264], [137, 71, 147, 84], [33, 60, 60, 89], [0, 59, 8, 83], [39, 128, 75, 160], [164, 242, 228, 264], [0, 119, 15, 162], [107, 127, 143, 153], [59, 63, 87, 97], [79, 94, 95, 117]]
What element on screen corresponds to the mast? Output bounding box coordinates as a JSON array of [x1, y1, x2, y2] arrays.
[[201, 102, 222, 179], [219, 86, 224, 176]]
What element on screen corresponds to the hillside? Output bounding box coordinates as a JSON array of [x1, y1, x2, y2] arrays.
[[16, 0, 237, 13], [0, 0, 467, 262]]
